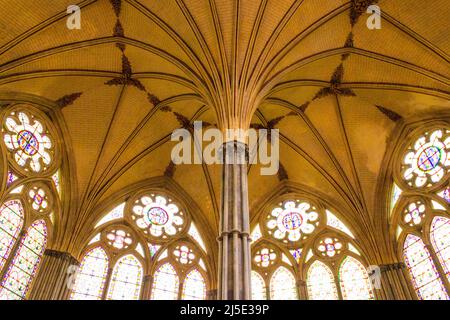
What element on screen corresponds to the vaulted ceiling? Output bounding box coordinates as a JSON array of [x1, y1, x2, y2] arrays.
[[1, 0, 449, 256]]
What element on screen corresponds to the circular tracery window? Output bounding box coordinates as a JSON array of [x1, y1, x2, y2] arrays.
[[27, 184, 52, 214], [266, 200, 319, 243], [131, 194, 185, 238], [402, 129, 450, 188], [254, 247, 277, 268], [105, 229, 133, 250], [403, 201, 426, 227], [316, 237, 344, 258], [3, 110, 54, 173], [173, 245, 195, 264]]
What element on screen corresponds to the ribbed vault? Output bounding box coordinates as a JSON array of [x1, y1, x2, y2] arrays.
[[0, 0, 449, 264]]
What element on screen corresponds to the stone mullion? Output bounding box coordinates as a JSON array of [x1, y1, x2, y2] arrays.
[[0, 230, 25, 283], [141, 275, 153, 300], [297, 279, 307, 300], [101, 267, 114, 300]]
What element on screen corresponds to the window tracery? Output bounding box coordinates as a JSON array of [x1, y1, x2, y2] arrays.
[[392, 126, 450, 300]]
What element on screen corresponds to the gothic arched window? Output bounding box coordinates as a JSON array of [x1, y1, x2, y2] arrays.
[[339, 256, 374, 300], [0, 106, 60, 300], [106, 254, 143, 300], [270, 267, 298, 300], [70, 247, 109, 300], [251, 271, 266, 300], [0, 200, 24, 271], [0, 220, 47, 299], [151, 263, 179, 300], [307, 260, 338, 300], [251, 196, 372, 300], [182, 269, 206, 300], [392, 128, 450, 299], [430, 216, 450, 280], [403, 234, 448, 300], [71, 192, 210, 300]]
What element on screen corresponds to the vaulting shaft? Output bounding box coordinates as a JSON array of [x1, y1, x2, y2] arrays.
[[218, 141, 251, 299]]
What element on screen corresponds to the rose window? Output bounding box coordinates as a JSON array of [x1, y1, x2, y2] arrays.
[[28, 186, 50, 214], [131, 195, 184, 238], [173, 245, 195, 264], [254, 248, 277, 268], [267, 200, 319, 242], [3, 111, 53, 173], [403, 201, 426, 227], [317, 237, 343, 258], [402, 129, 450, 188], [106, 229, 133, 250]]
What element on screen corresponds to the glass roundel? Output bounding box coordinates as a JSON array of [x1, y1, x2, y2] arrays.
[[402, 129, 450, 188], [3, 111, 53, 172], [146, 207, 169, 226], [131, 194, 185, 238], [267, 200, 319, 242]]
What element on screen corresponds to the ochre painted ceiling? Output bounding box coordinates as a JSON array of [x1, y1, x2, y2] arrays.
[[0, 0, 449, 254]]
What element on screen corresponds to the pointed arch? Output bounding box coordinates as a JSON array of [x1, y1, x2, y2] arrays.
[[403, 234, 449, 300], [106, 254, 143, 300], [0, 220, 47, 299], [181, 268, 206, 300], [339, 256, 374, 300], [269, 266, 297, 300], [430, 216, 450, 281], [151, 263, 179, 300], [0, 200, 24, 272], [251, 271, 266, 300], [70, 247, 109, 300], [307, 260, 339, 300]]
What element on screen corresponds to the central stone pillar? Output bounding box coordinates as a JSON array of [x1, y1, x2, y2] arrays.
[[28, 249, 79, 300], [217, 141, 251, 300]]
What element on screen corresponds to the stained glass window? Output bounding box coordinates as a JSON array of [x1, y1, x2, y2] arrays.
[[70, 247, 109, 300], [95, 203, 125, 228], [3, 112, 53, 172], [269, 267, 298, 300], [106, 254, 142, 300], [181, 269, 206, 300], [6, 172, 18, 186], [317, 237, 343, 258], [0, 220, 47, 300], [289, 248, 302, 264], [188, 223, 206, 252], [251, 271, 266, 300], [151, 263, 179, 300], [339, 256, 374, 300], [254, 247, 277, 268], [132, 195, 184, 238], [402, 130, 450, 188], [390, 183, 403, 215], [430, 216, 450, 281], [250, 225, 262, 243], [307, 260, 339, 300], [105, 229, 133, 250], [267, 201, 318, 243], [437, 187, 450, 204], [403, 234, 449, 300], [326, 210, 354, 238], [51, 171, 61, 195], [173, 245, 195, 264], [0, 200, 24, 272], [148, 243, 161, 258]]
